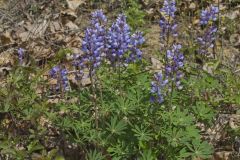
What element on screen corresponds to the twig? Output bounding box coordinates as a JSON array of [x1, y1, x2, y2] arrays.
[[234, 69, 240, 73]]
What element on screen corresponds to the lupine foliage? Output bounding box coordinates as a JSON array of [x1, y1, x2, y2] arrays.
[[0, 1, 240, 160]]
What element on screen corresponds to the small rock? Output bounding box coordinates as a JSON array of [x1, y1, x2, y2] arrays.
[[230, 34, 240, 47], [213, 151, 231, 160], [66, 0, 85, 11], [189, 3, 196, 10], [81, 77, 91, 86]]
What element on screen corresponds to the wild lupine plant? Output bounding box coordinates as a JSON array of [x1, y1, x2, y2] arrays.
[[198, 5, 219, 55], [151, 0, 184, 103], [3, 2, 231, 159], [49, 10, 144, 94]]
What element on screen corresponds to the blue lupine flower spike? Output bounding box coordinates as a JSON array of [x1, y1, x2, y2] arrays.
[[107, 14, 145, 65], [159, 0, 178, 40], [81, 10, 107, 75]]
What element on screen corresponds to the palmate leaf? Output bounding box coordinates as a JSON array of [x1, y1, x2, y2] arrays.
[[184, 126, 200, 139], [107, 141, 131, 159], [115, 97, 136, 115], [192, 139, 213, 159], [107, 116, 127, 135], [0, 140, 17, 156], [139, 149, 156, 160], [193, 101, 215, 124], [165, 108, 194, 127], [132, 125, 153, 143], [132, 125, 153, 149], [86, 149, 105, 160], [164, 127, 186, 147], [27, 140, 44, 153], [182, 139, 213, 159], [178, 148, 192, 159]]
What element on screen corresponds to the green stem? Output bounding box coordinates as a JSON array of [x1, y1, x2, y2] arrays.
[[117, 57, 122, 95], [169, 80, 174, 109], [90, 67, 98, 129]]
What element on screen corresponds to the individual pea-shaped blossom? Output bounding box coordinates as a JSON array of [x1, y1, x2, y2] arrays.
[[18, 48, 24, 64], [49, 66, 69, 91], [200, 5, 219, 25], [107, 14, 145, 64], [159, 0, 178, 39], [150, 73, 168, 103], [81, 10, 107, 75]]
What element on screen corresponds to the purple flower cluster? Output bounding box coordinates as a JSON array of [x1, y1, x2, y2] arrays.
[[197, 26, 218, 54], [106, 14, 144, 65], [165, 44, 184, 89], [159, 0, 178, 40], [198, 6, 219, 55], [49, 66, 69, 91], [160, 0, 176, 17], [107, 14, 131, 63], [200, 5, 219, 25], [18, 48, 24, 64], [79, 11, 144, 73], [151, 73, 168, 103], [151, 44, 184, 103], [91, 9, 107, 25], [127, 31, 145, 63], [81, 10, 107, 75]]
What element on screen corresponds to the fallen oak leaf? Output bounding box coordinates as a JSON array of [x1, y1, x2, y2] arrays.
[[66, 0, 85, 11]]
